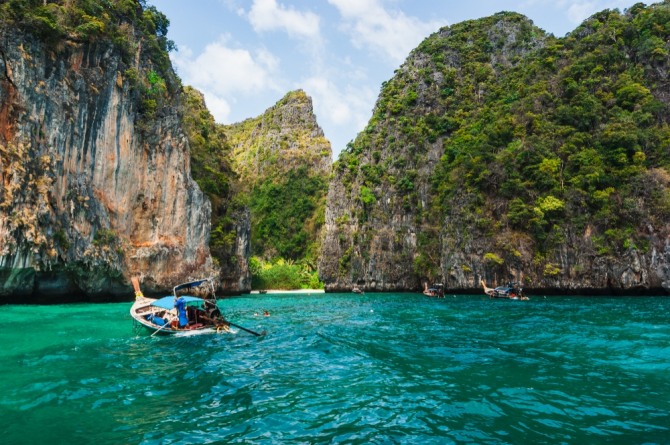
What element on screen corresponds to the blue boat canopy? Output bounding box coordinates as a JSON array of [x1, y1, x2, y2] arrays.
[[151, 296, 204, 310]]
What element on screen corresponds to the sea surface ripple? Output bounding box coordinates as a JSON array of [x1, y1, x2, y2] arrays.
[[1, 293, 669, 444]]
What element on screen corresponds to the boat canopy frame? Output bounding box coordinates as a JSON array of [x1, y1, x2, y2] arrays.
[[172, 277, 217, 301]]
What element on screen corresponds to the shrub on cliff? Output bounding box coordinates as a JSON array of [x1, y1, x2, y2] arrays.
[[250, 257, 322, 290], [0, 0, 178, 97], [225, 90, 331, 265], [180, 86, 243, 271]]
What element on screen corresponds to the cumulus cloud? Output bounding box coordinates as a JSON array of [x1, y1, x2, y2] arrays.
[[248, 0, 321, 38], [171, 36, 281, 122], [304, 77, 353, 126], [567, 2, 599, 23], [327, 0, 444, 64], [533, 0, 644, 26], [198, 89, 233, 122], [218, 0, 246, 17], [303, 76, 376, 151]]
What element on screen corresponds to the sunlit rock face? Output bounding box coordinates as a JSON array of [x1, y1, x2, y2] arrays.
[[0, 29, 215, 302]]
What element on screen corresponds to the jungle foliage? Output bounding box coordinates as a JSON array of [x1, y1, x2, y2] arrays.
[[0, 0, 179, 122], [249, 256, 322, 291], [0, 0, 174, 68], [249, 166, 327, 261], [334, 3, 670, 275], [224, 91, 331, 266], [181, 87, 243, 268]]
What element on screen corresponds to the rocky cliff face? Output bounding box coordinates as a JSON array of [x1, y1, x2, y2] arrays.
[[225, 90, 331, 189], [224, 90, 331, 262], [320, 8, 670, 295], [0, 25, 215, 301], [320, 13, 548, 292], [181, 86, 250, 294]]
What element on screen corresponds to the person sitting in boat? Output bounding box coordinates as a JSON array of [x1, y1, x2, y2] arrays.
[[197, 306, 216, 326], [203, 299, 222, 320]]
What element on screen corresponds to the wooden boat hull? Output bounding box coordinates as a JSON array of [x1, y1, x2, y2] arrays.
[[130, 297, 224, 336], [423, 283, 444, 298], [481, 279, 529, 300], [130, 277, 260, 337], [489, 293, 529, 300]]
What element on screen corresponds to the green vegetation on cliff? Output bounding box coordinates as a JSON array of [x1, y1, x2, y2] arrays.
[[0, 0, 173, 64], [249, 166, 327, 260], [427, 6, 670, 258], [181, 87, 245, 274], [0, 0, 179, 122], [224, 90, 331, 289], [323, 3, 670, 291], [249, 257, 321, 290]]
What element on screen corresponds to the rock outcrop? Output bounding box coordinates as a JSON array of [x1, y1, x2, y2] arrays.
[[0, 10, 215, 301], [181, 86, 250, 294], [224, 90, 331, 262], [225, 90, 332, 184], [320, 7, 670, 295]]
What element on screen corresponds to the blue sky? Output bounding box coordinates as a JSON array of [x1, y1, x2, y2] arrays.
[[149, 0, 649, 159]]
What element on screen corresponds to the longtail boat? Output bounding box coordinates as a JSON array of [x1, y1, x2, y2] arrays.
[[130, 277, 231, 336], [481, 280, 529, 300]]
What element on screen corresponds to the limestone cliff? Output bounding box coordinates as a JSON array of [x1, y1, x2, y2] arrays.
[[181, 86, 250, 294], [320, 7, 670, 295], [224, 90, 331, 263], [0, 2, 215, 301]]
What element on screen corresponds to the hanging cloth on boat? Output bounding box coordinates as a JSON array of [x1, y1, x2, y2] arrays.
[[175, 297, 188, 327]]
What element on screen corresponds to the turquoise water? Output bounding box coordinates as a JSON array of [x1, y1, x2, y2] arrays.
[[1, 293, 669, 444]]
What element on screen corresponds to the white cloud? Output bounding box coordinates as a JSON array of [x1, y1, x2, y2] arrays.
[[304, 77, 352, 126], [199, 89, 233, 122], [171, 37, 282, 122], [248, 0, 321, 38], [563, 1, 599, 24], [196, 43, 270, 93], [303, 76, 376, 151], [219, 0, 245, 16], [327, 0, 444, 64], [535, 0, 645, 26], [256, 47, 280, 72]]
